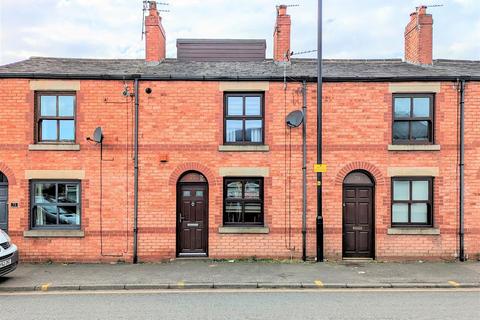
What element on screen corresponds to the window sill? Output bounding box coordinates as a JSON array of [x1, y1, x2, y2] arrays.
[[387, 144, 441, 151], [218, 145, 269, 152], [28, 144, 80, 151], [23, 230, 85, 238], [218, 226, 269, 234], [387, 228, 440, 235]]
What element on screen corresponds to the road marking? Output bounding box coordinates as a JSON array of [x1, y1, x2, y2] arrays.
[[2, 287, 478, 296], [314, 280, 324, 288], [40, 283, 51, 291], [448, 281, 460, 288]]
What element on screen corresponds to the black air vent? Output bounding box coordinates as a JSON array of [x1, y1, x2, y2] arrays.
[[177, 39, 266, 62]]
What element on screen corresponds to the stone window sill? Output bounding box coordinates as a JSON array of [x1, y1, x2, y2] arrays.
[[29, 144, 80, 151], [218, 145, 269, 152], [387, 228, 440, 235], [24, 230, 85, 238], [388, 144, 441, 151], [218, 226, 269, 234]]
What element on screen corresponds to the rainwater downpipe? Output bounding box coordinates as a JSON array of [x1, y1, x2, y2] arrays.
[[459, 79, 465, 262], [133, 78, 140, 264], [302, 80, 307, 261]]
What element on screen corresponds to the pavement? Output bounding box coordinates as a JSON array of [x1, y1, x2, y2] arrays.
[[0, 259, 479, 292]]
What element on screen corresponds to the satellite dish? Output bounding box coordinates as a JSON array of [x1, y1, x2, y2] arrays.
[[92, 127, 103, 143], [286, 110, 304, 128]]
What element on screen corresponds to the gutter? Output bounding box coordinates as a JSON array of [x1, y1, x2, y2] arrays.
[[0, 72, 478, 82]]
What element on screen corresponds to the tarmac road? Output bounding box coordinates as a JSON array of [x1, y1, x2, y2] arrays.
[[0, 288, 479, 320]]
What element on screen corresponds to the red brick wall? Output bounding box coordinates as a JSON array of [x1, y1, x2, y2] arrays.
[[322, 82, 462, 260], [0, 79, 134, 262], [0, 78, 478, 262], [464, 82, 480, 260]]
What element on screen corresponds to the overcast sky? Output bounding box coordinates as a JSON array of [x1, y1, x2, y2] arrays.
[[0, 0, 478, 65]]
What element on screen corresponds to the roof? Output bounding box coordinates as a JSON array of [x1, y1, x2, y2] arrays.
[[0, 57, 479, 81]]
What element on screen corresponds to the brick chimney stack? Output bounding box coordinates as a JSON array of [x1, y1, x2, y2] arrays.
[[145, 1, 166, 63], [404, 5, 433, 65], [273, 5, 291, 62]]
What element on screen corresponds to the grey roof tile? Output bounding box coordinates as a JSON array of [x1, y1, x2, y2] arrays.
[[0, 57, 479, 80]]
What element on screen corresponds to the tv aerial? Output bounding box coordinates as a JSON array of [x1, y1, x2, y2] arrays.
[[141, 1, 170, 40]]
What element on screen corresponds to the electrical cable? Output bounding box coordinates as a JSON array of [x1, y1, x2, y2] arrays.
[[283, 80, 295, 252]]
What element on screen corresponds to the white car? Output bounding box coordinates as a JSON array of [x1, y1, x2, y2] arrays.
[[0, 230, 18, 277]]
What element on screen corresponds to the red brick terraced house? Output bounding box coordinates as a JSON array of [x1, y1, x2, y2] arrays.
[[0, 3, 479, 262]]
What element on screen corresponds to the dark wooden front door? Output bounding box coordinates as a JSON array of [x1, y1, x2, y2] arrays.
[[177, 183, 208, 256], [0, 184, 7, 233], [343, 186, 374, 258]]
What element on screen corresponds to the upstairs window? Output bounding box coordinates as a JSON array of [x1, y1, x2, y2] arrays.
[[36, 92, 76, 143], [224, 178, 263, 226], [392, 94, 433, 144], [224, 93, 264, 144], [391, 177, 433, 227]]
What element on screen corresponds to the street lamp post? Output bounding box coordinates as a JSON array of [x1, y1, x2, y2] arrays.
[[316, 0, 324, 262]]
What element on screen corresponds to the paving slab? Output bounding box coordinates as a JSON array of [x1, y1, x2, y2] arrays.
[[0, 260, 478, 291]]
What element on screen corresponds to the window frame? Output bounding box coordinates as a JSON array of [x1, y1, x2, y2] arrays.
[[35, 91, 77, 144], [392, 93, 434, 145], [29, 180, 81, 230], [223, 93, 265, 145], [223, 177, 264, 226], [391, 176, 433, 227]]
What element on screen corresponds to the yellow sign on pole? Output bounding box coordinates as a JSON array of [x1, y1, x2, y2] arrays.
[[314, 164, 327, 173]]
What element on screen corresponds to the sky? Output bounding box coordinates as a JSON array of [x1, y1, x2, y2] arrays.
[[0, 0, 478, 65]]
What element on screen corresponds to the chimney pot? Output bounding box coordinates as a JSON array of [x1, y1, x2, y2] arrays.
[[149, 1, 157, 11], [404, 5, 433, 65], [273, 4, 291, 62], [145, 0, 166, 63], [417, 5, 427, 15]]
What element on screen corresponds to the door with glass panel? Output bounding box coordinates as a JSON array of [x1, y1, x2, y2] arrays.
[[177, 172, 208, 257]]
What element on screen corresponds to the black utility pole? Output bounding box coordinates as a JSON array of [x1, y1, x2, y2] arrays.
[[316, 0, 324, 262]]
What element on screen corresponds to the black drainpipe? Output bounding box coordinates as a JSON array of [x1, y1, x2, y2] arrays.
[[133, 78, 140, 264], [302, 80, 307, 261], [459, 79, 465, 261]]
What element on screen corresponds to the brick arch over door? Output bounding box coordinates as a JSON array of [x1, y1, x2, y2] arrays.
[[335, 162, 385, 187], [0, 162, 16, 186], [169, 162, 217, 187]]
